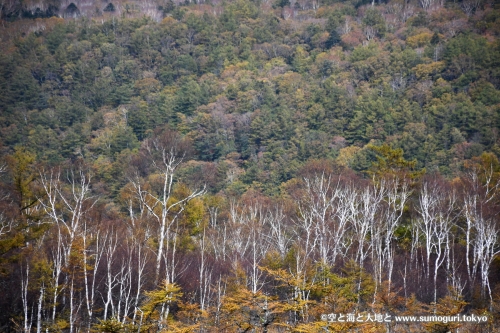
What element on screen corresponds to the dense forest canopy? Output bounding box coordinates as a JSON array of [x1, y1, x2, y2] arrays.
[[0, 0, 500, 331]]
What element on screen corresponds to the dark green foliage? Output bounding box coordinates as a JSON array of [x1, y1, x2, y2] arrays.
[[470, 81, 500, 106], [174, 78, 204, 116], [275, 0, 290, 8], [103, 3, 115, 12], [409, 11, 428, 27], [442, 34, 500, 86], [64, 3, 81, 18], [128, 99, 151, 141], [362, 7, 386, 36], [159, 0, 176, 14], [45, 23, 67, 53], [325, 29, 341, 49]]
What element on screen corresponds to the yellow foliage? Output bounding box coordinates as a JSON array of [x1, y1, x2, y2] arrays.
[[337, 146, 362, 167], [184, 197, 205, 224], [218, 286, 285, 333], [263, 57, 288, 73], [406, 32, 433, 48], [221, 61, 251, 77], [160, 302, 206, 333], [367, 143, 423, 180], [161, 17, 177, 26], [142, 281, 183, 317], [371, 281, 406, 314], [422, 290, 466, 332], [161, 326, 198, 333], [134, 78, 161, 96], [412, 61, 445, 79], [277, 71, 303, 94]]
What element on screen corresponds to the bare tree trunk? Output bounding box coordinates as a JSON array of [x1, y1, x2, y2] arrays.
[[130, 144, 205, 285], [22, 264, 30, 333], [103, 231, 118, 320], [51, 230, 64, 323], [198, 225, 211, 310], [462, 166, 500, 307], [36, 284, 44, 333]]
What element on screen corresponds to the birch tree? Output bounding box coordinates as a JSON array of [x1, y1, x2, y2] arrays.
[[415, 178, 457, 304], [39, 166, 98, 264], [299, 173, 350, 266], [368, 176, 410, 297], [38, 165, 97, 331], [462, 159, 500, 306], [82, 227, 105, 329], [129, 129, 205, 285]]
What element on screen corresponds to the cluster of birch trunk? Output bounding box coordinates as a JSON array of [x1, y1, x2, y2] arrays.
[[7, 141, 499, 332]]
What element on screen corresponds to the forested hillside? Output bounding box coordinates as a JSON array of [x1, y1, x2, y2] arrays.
[[0, 0, 500, 331]]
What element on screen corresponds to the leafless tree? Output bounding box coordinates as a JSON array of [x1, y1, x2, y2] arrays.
[[49, 230, 65, 324], [363, 176, 411, 299], [0, 212, 13, 237], [102, 230, 118, 320], [364, 26, 377, 41], [228, 201, 269, 293], [463, 164, 500, 306], [198, 225, 212, 310], [246, 205, 270, 294], [461, 0, 482, 17], [21, 263, 31, 333], [415, 179, 457, 304], [39, 167, 98, 262], [82, 227, 105, 329], [266, 206, 292, 259], [38, 166, 97, 330], [350, 183, 382, 267], [36, 281, 44, 333], [129, 130, 205, 285], [299, 173, 350, 266]]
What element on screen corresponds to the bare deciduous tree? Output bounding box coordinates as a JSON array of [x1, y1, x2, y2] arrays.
[[129, 129, 205, 285], [463, 164, 500, 306], [415, 179, 457, 304]]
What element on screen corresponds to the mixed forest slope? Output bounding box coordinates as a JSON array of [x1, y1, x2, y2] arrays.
[[0, 0, 500, 331]]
